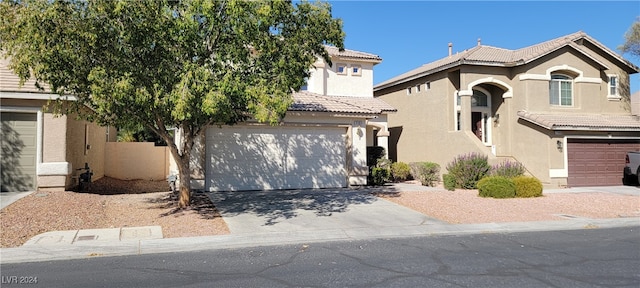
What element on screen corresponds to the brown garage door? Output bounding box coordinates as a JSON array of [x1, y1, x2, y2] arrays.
[[567, 139, 640, 187]]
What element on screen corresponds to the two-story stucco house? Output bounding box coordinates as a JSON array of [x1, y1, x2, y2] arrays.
[[374, 32, 639, 188], [186, 46, 396, 191], [1, 58, 116, 192]]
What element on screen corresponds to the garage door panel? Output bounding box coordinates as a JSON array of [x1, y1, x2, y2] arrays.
[[568, 139, 640, 187], [1, 112, 37, 192], [206, 126, 346, 192]]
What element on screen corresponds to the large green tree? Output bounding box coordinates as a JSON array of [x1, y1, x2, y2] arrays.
[[0, 0, 344, 207]]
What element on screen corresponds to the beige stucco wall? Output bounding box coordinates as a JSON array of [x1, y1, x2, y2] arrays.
[[65, 114, 110, 189], [308, 58, 376, 97], [105, 142, 170, 181], [376, 71, 499, 171], [375, 43, 636, 187]]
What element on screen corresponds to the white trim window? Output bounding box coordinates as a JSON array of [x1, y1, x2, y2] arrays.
[[608, 75, 619, 98], [415, 84, 421, 93], [425, 82, 431, 90], [351, 65, 361, 76], [406, 87, 412, 95], [549, 74, 573, 106], [336, 63, 347, 75]]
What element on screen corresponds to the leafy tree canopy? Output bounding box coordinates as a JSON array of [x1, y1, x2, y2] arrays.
[[620, 18, 640, 58], [0, 0, 344, 207]]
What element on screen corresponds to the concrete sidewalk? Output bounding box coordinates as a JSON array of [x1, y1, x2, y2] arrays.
[[22, 226, 163, 246], [1, 184, 639, 264]]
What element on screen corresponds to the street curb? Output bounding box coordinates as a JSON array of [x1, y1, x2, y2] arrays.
[[2, 217, 638, 264]]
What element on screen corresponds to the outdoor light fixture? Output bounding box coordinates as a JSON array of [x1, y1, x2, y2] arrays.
[[494, 114, 499, 124], [556, 140, 563, 152]]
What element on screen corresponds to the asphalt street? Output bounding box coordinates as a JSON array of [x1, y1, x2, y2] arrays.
[[2, 226, 638, 288]]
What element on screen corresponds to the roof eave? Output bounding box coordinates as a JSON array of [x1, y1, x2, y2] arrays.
[[374, 61, 462, 92], [333, 56, 383, 64], [551, 126, 640, 132], [580, 35, 640, 73]]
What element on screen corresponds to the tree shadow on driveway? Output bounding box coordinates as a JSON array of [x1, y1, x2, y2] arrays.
[[208, 186, 401, 226]]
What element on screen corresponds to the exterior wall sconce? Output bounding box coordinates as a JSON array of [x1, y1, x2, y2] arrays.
[[493, 114, 499, 124], [556, 140, 563, 152]]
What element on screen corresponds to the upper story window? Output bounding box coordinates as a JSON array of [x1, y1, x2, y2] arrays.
[[415, 84, 421, 93], [549, 74, 573, 106], [336, 63, 347, 75], [406, 87, 412, 95], [351, 65, 362, 76], [472, 90, 488, 107], [608, 75, 619, 97], [425, 82, 431, 90]]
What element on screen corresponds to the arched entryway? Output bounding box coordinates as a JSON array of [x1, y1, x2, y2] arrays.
[[456, 87, 492, 146], [471, 88, 491, 145]]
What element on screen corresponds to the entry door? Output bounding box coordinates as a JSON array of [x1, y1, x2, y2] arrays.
[[471, 111, 490, 144]]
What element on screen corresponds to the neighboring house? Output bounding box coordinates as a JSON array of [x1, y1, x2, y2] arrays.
[[185, 46, 396, 191], [632, 91, 640, 116], [374, 31, 640, 188], [0, 58, 116, 192]]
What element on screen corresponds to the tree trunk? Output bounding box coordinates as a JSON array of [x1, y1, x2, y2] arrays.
[[177, 155, 192, 208]]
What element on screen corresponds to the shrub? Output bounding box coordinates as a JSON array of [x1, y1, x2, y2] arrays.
[[446, 153, 491, 189], [390, 162, 411, 182], [366, 146, 387, 186], [377, 158, 392, 170], [371, 167, 390, 186], [366, 146, 386, 167], [477, 176, 516, 198], [491, 160, 526, 178], [513, 176, 543, 198], [409, 162, 440, 187], [442, 173, 456, 191]]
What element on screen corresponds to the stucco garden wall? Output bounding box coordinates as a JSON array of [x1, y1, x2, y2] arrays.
[[105, 142, 170, 181]]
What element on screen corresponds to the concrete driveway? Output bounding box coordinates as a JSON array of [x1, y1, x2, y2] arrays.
[[544, 185, 640, 196], [207, 185, 445, 235]]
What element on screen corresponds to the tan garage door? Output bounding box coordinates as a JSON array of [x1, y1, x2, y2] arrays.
[[567, 139, 640, 187], [1, 112, 38, 191]]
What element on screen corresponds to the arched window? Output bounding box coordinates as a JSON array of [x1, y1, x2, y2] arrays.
[[472, 90, 488, 107], [549, 74, 573, 106]]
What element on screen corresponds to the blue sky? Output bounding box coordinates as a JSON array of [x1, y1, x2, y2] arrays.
[[327, 1, 640, 93]]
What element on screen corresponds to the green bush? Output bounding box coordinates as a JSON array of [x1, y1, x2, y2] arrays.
[[513, 176, 543, 198], [442, 173, 456, 191], [371, 167, 390, 186], [477, 176, 516, 198], [390, 162, 411, 182], [491, 160, 526, 178], [409, 162, 440, 187], [366, 146, 387, 186], [446, 153, 491, 189]]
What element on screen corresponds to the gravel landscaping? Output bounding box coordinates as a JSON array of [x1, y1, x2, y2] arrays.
[[377, 184, 640, 224], [0, 177, 230, 248]]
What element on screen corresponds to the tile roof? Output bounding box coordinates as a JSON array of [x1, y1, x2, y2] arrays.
[[517, 111, 640, 131], [375, 31, 639, 90], [291, 91, 396, 114], [324, 45, 382, 63]]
